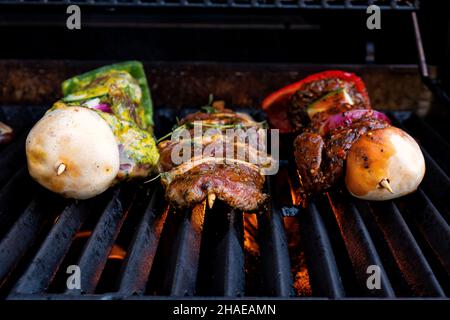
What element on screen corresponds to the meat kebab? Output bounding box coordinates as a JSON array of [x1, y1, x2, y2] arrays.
[[158, 102, 276, 211], [263, 70, 425, 201]]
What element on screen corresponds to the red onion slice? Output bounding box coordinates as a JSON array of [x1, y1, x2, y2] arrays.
[[319, 109, 391, 135]]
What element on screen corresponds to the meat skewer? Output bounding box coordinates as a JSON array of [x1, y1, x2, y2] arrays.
[[263, 70, 425, 202], [158, 102, 276, 211]]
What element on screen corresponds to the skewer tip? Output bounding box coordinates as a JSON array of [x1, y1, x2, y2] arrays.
[[208, 193, 216, 209], [379, 178, 394, 194], [56, 163, 66, 176]]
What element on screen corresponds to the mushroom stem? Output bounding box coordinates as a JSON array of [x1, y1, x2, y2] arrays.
[[56, 163, 66, 176], [379, 178, 394, 194], [208, 193, 216, 209]]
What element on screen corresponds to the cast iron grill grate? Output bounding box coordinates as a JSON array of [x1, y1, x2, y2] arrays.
[[0, 0, 419, 10], [0, 105, 448, 300]]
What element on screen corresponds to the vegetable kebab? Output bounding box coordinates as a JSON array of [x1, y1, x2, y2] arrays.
[[26, 61, 159, 199]]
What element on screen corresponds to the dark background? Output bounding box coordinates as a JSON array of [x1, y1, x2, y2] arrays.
[[0, 2, 447, 66]]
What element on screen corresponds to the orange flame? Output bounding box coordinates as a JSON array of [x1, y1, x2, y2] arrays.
[[74, 230, 92, 239], [74, 231, 127, 260], [243, 213, 260, 257], [283, 216, 312, 296], [191, 200, 206, 234], [287, 175, 306, 207], [293, 268, 312, 296], [108, 245, 127, 260]]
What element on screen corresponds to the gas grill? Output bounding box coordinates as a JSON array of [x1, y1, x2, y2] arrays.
[[0, 0, 449, 301]]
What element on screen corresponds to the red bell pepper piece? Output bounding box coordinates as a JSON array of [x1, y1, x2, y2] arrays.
[[262, 70, 371, 133]]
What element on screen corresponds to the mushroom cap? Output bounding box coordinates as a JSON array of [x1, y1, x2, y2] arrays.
[[26, 106, 120, 199], [345, 126, 425, 201]]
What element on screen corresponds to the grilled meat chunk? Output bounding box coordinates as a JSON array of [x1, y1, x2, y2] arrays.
[[158, 103, 273, 211], [162, 161, 266, 211], [294, 117, 389, 196]]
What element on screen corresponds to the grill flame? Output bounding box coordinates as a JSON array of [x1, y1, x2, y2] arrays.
[[74, 231, 127, 260], [283, 216, 312, 296], [243, 213, 260, 257], [288, 176, 303, 207]]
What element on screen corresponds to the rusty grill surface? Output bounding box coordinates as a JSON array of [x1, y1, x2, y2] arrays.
[[0, 101, 448, 300]]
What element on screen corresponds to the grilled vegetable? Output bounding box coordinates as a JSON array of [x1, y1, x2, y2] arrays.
[[345, 127, 425, 200], [26, 62, 159, 199], [262, 70, 371, 133], [315, 109, 391, 135], [27, 106, 120, 199], [306, 88, 354, 118], [62, 61, 154, 128]]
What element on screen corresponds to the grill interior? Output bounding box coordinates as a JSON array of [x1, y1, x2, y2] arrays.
[[0, 90, 449, 299], [0, 0, 449, 302]]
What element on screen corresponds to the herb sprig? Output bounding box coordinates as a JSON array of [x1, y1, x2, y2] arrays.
[[200, 94, 216, 114]]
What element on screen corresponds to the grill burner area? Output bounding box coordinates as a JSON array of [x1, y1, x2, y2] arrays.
[[0, 104, 449, 300]]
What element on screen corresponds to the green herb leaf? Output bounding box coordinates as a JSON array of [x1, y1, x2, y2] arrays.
[[201, 106, 217, 114], [200, 94, 216, 114], [207, 93, 214, 105]]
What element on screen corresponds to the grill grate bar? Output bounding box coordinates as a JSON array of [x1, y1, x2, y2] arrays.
[[327, 191, 395, 297], [401, 114, 450, 175], [257, 176, 295, 297], [369, 201, 445, 297], [402, 189, 450, 278], [207, 208, 245, 297], [0, 193, 60, 287], [0, 167, 34, 238], [162, 204, 205, 296], [389, 113, 450, 224], [65, 188, 132, 294], [118, 187, 167, 295], [299, 202, 345, 298], [417, 150, 450, 223], [11, 201, 91, 295]]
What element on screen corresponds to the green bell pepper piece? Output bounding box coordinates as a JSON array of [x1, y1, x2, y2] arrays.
[[61, 61, 154, 128]]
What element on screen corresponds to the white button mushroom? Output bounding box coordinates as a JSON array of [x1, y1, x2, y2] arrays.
[[345, 126, 425, 201], [26, 107, 120, 199]]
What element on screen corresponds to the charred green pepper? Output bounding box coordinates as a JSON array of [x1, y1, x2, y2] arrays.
[[62, 61, 154, 128]]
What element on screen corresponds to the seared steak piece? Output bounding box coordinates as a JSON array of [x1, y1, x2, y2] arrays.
[[294, 117, 389, 196], [162, 161, 266, 211]]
